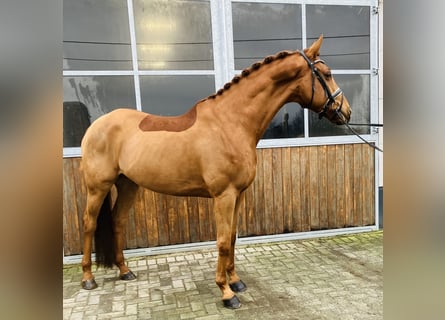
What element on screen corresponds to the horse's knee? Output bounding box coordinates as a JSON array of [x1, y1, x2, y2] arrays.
[[217, 240, 231, 257]]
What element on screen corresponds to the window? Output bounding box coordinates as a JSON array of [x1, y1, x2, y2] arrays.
[[306, 5, 371, 137], [139, 75, 215, 115], [63, 0, 132, 71], [232, 2, 302, 70], [133, 0, 214, 70], [63, 0, 378, 155]]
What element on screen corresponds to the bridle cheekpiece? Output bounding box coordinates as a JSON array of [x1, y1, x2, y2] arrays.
[[298, 50, 344, 120]]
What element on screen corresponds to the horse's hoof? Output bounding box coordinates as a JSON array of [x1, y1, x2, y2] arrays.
[[81, 279, 98, 290], [119, 270, 137, 281], [223, 295, 241, 309], [229, 280, 247, 293]]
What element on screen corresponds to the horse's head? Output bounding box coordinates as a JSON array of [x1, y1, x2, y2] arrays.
[[296, 35, 351, 125]]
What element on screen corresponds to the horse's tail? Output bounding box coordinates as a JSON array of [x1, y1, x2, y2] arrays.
[[94, 192, 115, 268]]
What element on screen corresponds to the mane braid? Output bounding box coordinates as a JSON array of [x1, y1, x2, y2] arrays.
[[264, 56, 274, 64], [205, 50, 295, 100]]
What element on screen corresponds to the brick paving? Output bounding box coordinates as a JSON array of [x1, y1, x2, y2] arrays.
[[63, 231, 383, 320]]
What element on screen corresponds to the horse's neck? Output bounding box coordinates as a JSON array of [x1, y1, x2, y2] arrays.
[[210, 54, 303, 144]]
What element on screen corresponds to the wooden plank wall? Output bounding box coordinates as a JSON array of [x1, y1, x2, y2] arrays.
[[63, 144, 375, 256]]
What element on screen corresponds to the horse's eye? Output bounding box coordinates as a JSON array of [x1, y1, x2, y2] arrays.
[[325, 72, 332, 79]]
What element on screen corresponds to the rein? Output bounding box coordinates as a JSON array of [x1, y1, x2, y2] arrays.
[[336, 111, 384, 153], [298, 50, 383, 153]]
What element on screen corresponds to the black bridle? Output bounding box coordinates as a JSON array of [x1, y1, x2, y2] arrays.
[[298, 50, 344, 120], [298, 50, 383, 153]]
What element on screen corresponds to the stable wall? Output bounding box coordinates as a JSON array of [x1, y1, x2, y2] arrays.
[[63, 144, 375, 256]]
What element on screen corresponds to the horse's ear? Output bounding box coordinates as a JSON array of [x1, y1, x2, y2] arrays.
[[305, 34, 324, 60]]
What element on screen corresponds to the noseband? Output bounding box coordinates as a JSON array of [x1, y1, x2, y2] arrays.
[[299, 51, 344, 119]]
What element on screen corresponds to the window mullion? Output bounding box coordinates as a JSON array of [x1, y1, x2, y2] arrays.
[[127, 0, 141, 111], [302, 3, 310, 139]]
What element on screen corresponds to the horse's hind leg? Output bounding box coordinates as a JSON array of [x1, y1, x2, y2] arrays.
[[81, 185, 112, 290], [113, 175, 139, 280]]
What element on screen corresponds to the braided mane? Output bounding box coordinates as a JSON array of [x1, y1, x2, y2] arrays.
[[207, 50, 296, 100]]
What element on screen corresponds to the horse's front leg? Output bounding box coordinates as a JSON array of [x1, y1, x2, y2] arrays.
[[113, 176, 139, 280], [214, 190, 242, 309], [227, 194, 247, 293]]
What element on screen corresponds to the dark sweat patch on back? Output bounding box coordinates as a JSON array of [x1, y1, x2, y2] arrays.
[[139, 106, 197, 132]]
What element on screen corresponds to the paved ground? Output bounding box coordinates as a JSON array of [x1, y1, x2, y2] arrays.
[[63, 231, 383, 320]]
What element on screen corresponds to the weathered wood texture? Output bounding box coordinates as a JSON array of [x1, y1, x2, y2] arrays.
[[63, 144, 375, 255]]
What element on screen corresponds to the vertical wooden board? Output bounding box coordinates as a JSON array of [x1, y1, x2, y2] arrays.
[[63, 159, 79, 255], [125, 206, 138, 249], [335, 145, 346, 228], [300, 147, 311, 231], [326, 145, 338, 229], [281, 147, 293, 233], [71, 158, 85, 253], [72, 159, 83, 254], [353, 144, 363, 226], [272, 148, 284, 234], [187, 197, 200, 243], [250, 149, 264, 236], [245, 177, 256, 236], [71, 158, 85, 236], [179, 197, 191, 243], [309, 147, 319, 230], [156, 193, 170, 246], [369, 147, 376, 225], [361, 145, 375, 226], [360, 145, 369, 226], [262, 148, 274, 234], [62, 159, 72, 254], [124, 190, 135, 249], [208, 199, 216, 241], [237, 188, 249, 237], [344, 144, 354, 226], [198, 197, 211, 241], [145, 189, 159, 247], [133, 189, 148, 248], [318, 145, 328, 229], [250, 150, 264, 236], [167, 196, 179, 245], [290, 147, 302, 232]]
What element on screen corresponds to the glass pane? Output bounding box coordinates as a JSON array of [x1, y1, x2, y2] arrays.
[[140, 75, 215, 116], [309, 74, 370, 137], [262, 103, 304, 139], [63, 0, 132, 70], [63, 76, 136, 147], [232, 3, 302, 70], [306, 6, 370, 69], [134, 0, 213, 70]]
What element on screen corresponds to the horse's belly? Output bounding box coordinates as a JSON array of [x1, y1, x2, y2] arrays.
[[137, 176, 212, 198], [121, 156, 211, 198]]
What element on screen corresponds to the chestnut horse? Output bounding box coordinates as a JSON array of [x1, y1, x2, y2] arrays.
[[79, 35, 351, 308]]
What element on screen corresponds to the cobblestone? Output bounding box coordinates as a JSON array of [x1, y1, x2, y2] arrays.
[[64, 231, 383, 319]]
